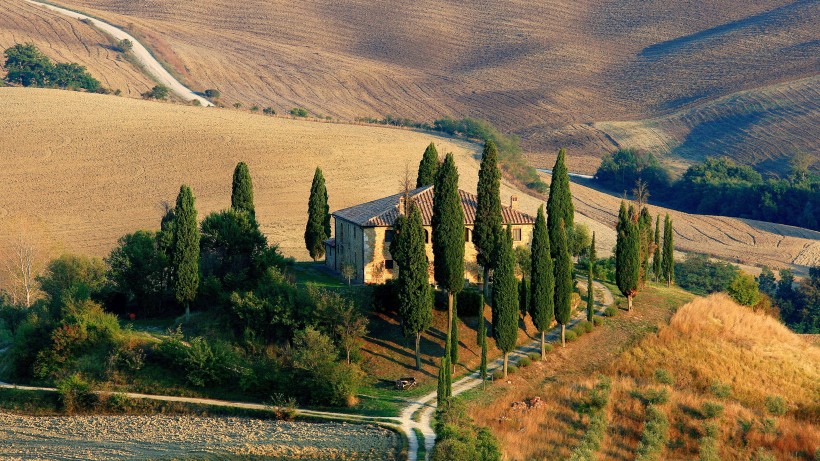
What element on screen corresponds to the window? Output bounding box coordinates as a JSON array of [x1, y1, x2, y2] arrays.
[[464, 228, 471, 242], [385, 260, 395, 269], [385, 230, 395, 243], [512, 228, 522, 241]]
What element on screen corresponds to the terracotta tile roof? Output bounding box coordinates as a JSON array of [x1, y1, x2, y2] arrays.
[[333, 186, 536, 227]]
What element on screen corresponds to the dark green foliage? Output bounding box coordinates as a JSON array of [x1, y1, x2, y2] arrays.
[[231, 162, 255, 217], [547, 149, 574, 258], [305, 167, 330, 261], [569, 376, 612, 461], [478, 296, 488, 385], [417, 143, 440, 187], [568, 222, 592, 258], [433, 399, 501, 461], [728, 273, 760, 306], [200, 209, 269, 293], [455, 289, 483, 316], [3, 44, 101, 92], [701, 401, 724, 419], [654, 369, 674, 385], [290, 107, 309, 117], [635, 405, 670, 461], [106, 230, 171, 317], [56, 373, 96, 413], [616, 202, 640, 309], [675, 254, 738, 295], [757, 266, 777, 296], [662, 214, 674, 286], [437, 356, 448, 407], [432, 153, 465, 326], [518, 278, 529, 319], [171, 185, 200, 314], [290, 326, 363, 406], [587, 232, 596, 322], [595, 149, 671, 194], [492, 228, 518, 376], [142, 85, 169, 100], [473, 140, 504, 272], [37, 254, 107, 312], [765, 395, 787, 416], [652, 215, 662, 280], [204, 89, 220, 99], [450, 298, 459, 369], [638, 207, 653, 285], [529, 206, 555, 350], [554, 220, 574, 344], [392, 206, 433, 369]]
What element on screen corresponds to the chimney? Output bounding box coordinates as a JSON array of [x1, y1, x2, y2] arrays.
[[510, 195, 519, 210]]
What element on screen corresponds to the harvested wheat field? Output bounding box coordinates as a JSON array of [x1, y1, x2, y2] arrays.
[[467, 289, 820, 460], [0, 0, 154, 97], [27, 0, 820, 167], [1, 88, 818, 272]]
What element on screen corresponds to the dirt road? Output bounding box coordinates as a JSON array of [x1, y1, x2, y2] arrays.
[[24, 0, 213, 106]]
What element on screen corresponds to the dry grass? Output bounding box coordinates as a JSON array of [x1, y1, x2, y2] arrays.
[[17, 0, 818, 169], [0, 0, 155, 97], [467, 291, 820, 460]]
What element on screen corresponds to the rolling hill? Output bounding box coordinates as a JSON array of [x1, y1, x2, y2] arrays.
[[0, 88, 817, 274], [8, 0, 819, 173]]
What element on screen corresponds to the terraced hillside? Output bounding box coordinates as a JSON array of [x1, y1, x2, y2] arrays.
[[18, 0, 819, 171], [0, 0, 154, 97], [595, 76, 820, 175], [0, 88, 817, 274]]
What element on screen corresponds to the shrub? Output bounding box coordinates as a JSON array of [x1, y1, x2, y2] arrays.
[[527, 352, 541, 361], [698, 432, 720, 461], [290, 107, 309, 117], [456, 289, 483, 316], [592, 316, 604, 327], [141, 85, 169, 100], [750, 448, 776, 461], [491, 370, 504, 380], [507, 365, 518, 374], [543, 343, 554, 353], [517, 357, 531, 367], [635, 405, 669, 461], [577, 320, 594, 333], [104, 392, 135, 413], [701, 402, 724, 419], [250, 105, 259, 111], [760, 418, 777, 434], [603, 306, 617, 317], [632, 388, 669, 406], [116, 39, 133, 52], [204, 89, 221, 99], [56, 373, 95, 413], [654, 368, 674, 385], [262, 107, 275, 115], [233, 102, 242, 109], [570, 377, 612, 461], [765, 395, 787, 416], [710, 382, 732, 398], [564, 330, 578, 342]]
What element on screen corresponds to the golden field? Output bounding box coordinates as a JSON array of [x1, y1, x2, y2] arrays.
[[1, 88, 818, 275], [10, 0, 819, 171]]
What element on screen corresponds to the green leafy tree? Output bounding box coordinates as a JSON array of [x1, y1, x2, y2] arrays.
[[492, 227, 518, 377], [662, 214, 675, 287], [728, 273, 761, 307], [37, 254, 107, 313], [529, 205, 554, 359], [305, 167, 330, 261], [587, 232, 596, 322], [391, 205, 433, 369], [417, 142, 439, 187], [231, 162, 255, 217], [757, 266, 777, 296], [616, 202, 640, 310], [554, 220, 573, 346], [200, 209, 268, 292], [473, 140, 504, 306], [106, 230, 169, 316], [547, 148, 574, 258], [171, 185, 200, 320], [432, 153, 465, 334], [652, 215, 662, 281]]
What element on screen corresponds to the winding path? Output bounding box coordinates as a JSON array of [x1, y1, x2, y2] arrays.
[[24, 0, 213, 106], [0, 282, 613, 461]]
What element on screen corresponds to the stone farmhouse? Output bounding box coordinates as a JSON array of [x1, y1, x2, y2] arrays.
[[324, 186, 536, 284]]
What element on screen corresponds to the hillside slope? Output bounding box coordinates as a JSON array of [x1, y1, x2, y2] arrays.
[[1, 89, 818, 273], [22, 0, 819, 170]]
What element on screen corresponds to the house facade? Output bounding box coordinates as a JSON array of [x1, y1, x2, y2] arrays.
[[324, 186, 536, 284]]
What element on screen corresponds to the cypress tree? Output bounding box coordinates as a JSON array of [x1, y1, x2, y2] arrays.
[[638, 207, 653, 286], [171, 185, 199, 321], [529, 205, 554, 359], [450, 298, 458, 372], [493, 227, 518, 377], [652, 215, 662, 281], [554, 219, 573, 346], [518, 278, 530, 320], [432, 153, 465, 333], [437, 356, 448, 407], [443, 334, 452, 397], [392, 205, 433, 370], [662, 214, 675, 287], [587, 232, 596, 322], [478, 294, 488, 388], [304, 167, 330, 261], [231, 162, 255, 217], [616, 202, 640, 310], [473, 140, 504, 309], [416, 142, 439, 188], [547, 148, 574, 258]]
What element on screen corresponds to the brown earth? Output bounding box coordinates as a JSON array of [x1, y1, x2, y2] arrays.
[[11, 0, 820, 172]]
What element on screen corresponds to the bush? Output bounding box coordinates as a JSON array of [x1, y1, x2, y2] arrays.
[[491, 370, 504, 380], [592, 316, 604, 327], [517, 357, 531, 367], [116, 39, 133, 53], [710, 382, 732, 398], [676, 254, 739, 296], [564, 330, 577, 342], [457, 288, 483, 316], [635, 405, 670, 461], [432, 399, 501, 461], [4, 44, 101, 92], [543, 343, 554, 353], [632, 388, 669, 406], [104, 392, 135, 413], [654, 368, 674, 385], [250, 105, 259, 111], [750, 448, 776, 461], [290, 107, 309, 117], [528, 352, 541, 361], [701, 401, 724, 419], [764, 395, 787, 416], [698, 433, 720, 461], [507, 365, 518, 374], [603, 306, 617, 317], [56, 373, 95, 413], [577, 320, 594, 333], [204, 89, 221, 99], [760, 418, 777, 434], [262, 107, 275, 115], [142, 85, 169, 100]]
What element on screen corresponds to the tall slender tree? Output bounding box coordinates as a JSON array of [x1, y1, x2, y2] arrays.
[[450, 298, 459, 372], [616, 202, 640, 310], [171, 185, 199, 321], [473, 140, 504, 309], [662, 214, 675, 287], [305, 167, 330, 261], [554, 220, 573, 346], [587, 232, 596, 322], [652, 215, 662, 281], [443, 334, 452, 397], [493, 227, 518, 377], [416, 142, 439, 188], [638, 207, 653, 286], [529, 205, 554, 359], [391, 205, 433, 370], [437, 356, 448, 407], [432, 153, 465, 334], [547, 148, 574, 258], [478, 294, 488, 388], [231, 162, 255, 217]]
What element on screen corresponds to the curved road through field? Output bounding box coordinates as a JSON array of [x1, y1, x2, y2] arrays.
[[0, 282, 613, 461], [24, 0, 213, 107]]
